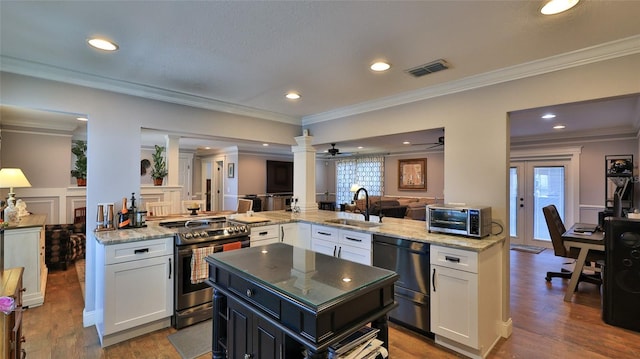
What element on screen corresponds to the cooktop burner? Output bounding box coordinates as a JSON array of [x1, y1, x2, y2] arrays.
[[164, 218, 249, 246]]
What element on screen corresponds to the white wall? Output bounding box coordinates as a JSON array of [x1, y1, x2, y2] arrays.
[[1, 52, 639, 330]]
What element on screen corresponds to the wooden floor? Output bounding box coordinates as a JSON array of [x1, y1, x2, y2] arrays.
[[22, 248, 640, 358]]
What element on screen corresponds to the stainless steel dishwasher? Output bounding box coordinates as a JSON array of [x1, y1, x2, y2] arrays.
[[373, 234, 432, 336]]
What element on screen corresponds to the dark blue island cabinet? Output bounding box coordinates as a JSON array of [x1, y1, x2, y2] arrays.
[[205, 243, 398, 359]]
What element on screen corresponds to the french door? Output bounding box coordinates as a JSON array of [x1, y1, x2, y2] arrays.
[[510, 160, 569, 248]]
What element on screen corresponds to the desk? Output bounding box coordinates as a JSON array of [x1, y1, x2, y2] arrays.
[[561, 223, 605, 302]]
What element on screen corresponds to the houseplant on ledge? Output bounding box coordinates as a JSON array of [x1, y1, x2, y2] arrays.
[[70, 140, 87, 186], [151, 145, 168, 186]]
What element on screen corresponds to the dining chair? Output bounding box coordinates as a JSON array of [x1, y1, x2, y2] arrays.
[[542, 204, 602, 288], [74, 206, 86, 224], [237, 199, 253, 213], [146, 201, 172, 217]]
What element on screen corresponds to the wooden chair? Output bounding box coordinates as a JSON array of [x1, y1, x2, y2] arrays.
[[542, 204, 602, 288], [74, 206, 86, 224], [237, 199, 253, 214], [146, 201, 172, 217], [181, 200, 206, 213]]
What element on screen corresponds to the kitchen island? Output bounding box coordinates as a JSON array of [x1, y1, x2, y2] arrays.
[[205, 243, 398, 358], [94, 209, 507, 357]]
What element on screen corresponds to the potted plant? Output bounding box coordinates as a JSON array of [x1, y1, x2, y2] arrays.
[[70, 140, 87, 186], [150, 145, 168, 186]]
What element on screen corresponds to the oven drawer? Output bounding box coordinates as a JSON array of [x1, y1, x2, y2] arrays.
[[105, 237, 173, 265]]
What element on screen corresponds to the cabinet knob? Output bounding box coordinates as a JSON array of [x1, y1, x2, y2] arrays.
[[246, 289, 254, 297]]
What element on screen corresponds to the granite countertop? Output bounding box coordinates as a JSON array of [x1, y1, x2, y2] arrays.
[[95, 209, 505, 252], [3, 214, 46, 229]]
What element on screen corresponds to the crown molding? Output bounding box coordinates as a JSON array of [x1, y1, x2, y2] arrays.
[[0, 56, 301, 126], [302, 35, 640, 125]]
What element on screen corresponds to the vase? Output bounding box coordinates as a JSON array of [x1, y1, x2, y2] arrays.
[[153, 178, 164, 186]]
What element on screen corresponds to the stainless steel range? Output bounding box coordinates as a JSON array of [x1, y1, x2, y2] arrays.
[[161, 217, 250, 329]]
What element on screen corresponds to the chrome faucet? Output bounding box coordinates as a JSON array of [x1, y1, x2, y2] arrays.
[[353, 187, 370, 222]]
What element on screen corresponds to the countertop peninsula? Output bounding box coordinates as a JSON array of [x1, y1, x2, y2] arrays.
[[94, 210, 504, 252]]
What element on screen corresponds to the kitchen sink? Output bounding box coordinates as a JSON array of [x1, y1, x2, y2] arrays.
[[324, 218, 381, 228]]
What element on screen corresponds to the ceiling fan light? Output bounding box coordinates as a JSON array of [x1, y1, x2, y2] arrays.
[[541, 0, 579, 15]]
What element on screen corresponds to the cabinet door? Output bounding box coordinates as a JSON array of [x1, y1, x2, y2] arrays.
[[430, 265, 479, 348], [227, 298, 252, 359], [4, 226, 44, 307], [311, 237, 336, 257], [104, 255, 173, 334], [336, 245, 371, 265], [281, 223, 311, 249], [227, 297, 282, 359]]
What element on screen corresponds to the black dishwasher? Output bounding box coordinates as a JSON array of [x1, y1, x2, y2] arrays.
[[373, 234, 432, 336]]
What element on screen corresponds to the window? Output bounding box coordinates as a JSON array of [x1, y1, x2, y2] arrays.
[[336, 156, 384, 204]]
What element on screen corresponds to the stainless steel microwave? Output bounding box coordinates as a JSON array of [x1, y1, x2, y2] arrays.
[[427, 205, 492, 238]]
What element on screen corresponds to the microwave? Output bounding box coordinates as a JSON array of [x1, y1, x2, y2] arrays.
[[427, 205, 492, 238]]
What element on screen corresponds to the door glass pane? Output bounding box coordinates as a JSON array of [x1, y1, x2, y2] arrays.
[[509, 167, 518, 237], [534, 166, 565, 241]]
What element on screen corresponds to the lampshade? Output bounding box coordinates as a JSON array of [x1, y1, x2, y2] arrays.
[[0, 168, 32, 203], [350, 184, 362, 192]]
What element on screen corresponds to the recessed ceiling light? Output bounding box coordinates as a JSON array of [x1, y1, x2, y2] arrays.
[[262, 143, 269, 147], [76, 117, 88, 122], [370, 61, 391, 72], [553, 124, 566, 129], [542, 114, 556, 119], [357, 146, 363, 149], [541, 0, 579, 15], [403, 141, 411, 145], [342, 277, 352, 283], [285, 92, 301, 100], [87, 37, 119, 51]]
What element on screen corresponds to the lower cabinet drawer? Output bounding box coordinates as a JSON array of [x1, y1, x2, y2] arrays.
[[105, 237, 173, 265], [430, 245, 478, 273], [228, 274, 281, 319]]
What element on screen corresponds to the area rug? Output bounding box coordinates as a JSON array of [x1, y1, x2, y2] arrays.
[[75, 259, 85, 300], [510, 244, 546, 254], [168, 320, 212, 359]]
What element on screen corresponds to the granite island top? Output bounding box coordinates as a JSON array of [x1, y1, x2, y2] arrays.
[[94, 210, 505, 251]]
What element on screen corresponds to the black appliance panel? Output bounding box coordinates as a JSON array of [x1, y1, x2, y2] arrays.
[[603, 218, 640, 332]]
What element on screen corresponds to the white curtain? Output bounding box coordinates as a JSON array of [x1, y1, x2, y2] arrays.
[[336, 155, 385, 204]]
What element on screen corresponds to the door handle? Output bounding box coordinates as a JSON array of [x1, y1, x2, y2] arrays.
[[333, 246, 337, 257], [134, 248, 149, 254], [168, 258, 172, 279], [432, 268, 436, 292], [337, 246, 342, 258]]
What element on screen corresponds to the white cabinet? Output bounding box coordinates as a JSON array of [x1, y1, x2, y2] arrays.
[[96, 237, 173, 347], [250, 223, 312, 249], [430, 244, 501, 359], [311, 225, 372, 265], [249, 224, 279, 247], [281, 222, 311, 249], [4, 219, 47, 307]]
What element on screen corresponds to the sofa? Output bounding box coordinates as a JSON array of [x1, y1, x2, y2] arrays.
[[346, 196, 438, 221], [44, 223, 86, 270]]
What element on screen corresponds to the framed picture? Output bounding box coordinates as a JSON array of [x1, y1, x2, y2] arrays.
[[398, 158, 426, 190], [228, 163, 235, 178]]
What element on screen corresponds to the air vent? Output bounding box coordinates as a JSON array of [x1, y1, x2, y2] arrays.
[[405, 59, 449, 78]]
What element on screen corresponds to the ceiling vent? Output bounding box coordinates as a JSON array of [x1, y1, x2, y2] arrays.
[[405, 59, 449, 78]]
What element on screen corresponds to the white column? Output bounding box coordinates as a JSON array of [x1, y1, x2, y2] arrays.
[[165, 135, 180, 186], [292, 134, 317, 212]]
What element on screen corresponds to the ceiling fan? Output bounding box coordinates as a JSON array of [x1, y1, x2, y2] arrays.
[[327, 143, 341, 156], [411, 135, 444, 149]]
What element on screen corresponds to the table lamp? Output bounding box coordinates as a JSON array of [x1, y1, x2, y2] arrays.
[[0, 168, 32, 205]]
